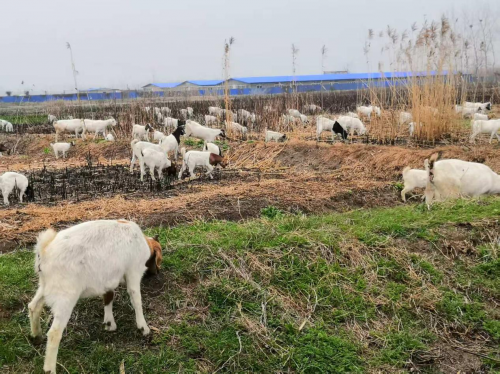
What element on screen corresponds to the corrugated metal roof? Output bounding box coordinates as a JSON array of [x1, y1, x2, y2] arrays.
[[144, 82, 181, 88], [144, 71, 448, 88], [184, 79, 224, 86], [232, 71, 445, 84]]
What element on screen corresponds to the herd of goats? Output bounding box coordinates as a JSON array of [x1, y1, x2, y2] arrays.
[[1, 100, 500, 207], [1, 100, 500, 373]]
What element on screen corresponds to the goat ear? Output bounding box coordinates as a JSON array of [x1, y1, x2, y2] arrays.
[[145, 250, 158, 275]]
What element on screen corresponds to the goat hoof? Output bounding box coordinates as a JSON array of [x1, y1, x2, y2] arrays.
[[31, 335, 44, 345]]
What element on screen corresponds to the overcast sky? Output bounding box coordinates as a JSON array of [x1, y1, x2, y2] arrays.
[[1, 0, 497, 94]]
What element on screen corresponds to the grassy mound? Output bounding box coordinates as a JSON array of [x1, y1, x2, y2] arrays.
[[1, 199, 500, 372]]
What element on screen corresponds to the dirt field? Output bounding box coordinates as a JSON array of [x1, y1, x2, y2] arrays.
[[1, 132, 499, 252]]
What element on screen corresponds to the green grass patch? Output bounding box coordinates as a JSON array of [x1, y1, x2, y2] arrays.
[[2, 197, 500, 372]]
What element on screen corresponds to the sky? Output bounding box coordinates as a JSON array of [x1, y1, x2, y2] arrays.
[[1, 0, 498, 94]]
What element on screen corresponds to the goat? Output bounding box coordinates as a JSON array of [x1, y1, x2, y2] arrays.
[[82, 118, 117, 140], [464, 101, 491, 112], [408, 122, 423, 137], [160, 106, 171, 115], [205, 115, 218, 126], [28, 220, 162, 373], [53, 119, 84, 142], [130, 139, 169, 179], [473, 113, 489, 121], [287, 109, 302, 118], [0, 171, 34, 205], [336, 116, 366, 135], [141, 148, 175, 181], [424, 153, 500, 207], [163, 117, 179, 131], [159, 125, 185, 160], [132, 124, 154, 141], [50, 142, 75, 159], [469, 119, 500, 143], [203, 142, 223, 156], [401, 167, 427, 201], [184, 120, 225, 143], [48, 114, 57, 124], [208, 106, 223, 116], [303, 104, 321, 113], [153, 130, 166, 142], [178, 148, 227, 180], [399, 111, 413, 125], [316, 116, 348, 141], [346, 112, 359, 118], [227, 121, 247, 136], [356, 105, 375, 120], [105, 133, 115, 142], [265, 130, 287, 142]]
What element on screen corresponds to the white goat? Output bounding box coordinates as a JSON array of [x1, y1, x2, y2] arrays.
[[303, 104, 321, 113], [473, 113, 489, 121], [130, 139, 169, 179], [186, 107, 194, 116], [469, 119, 500, 143], [316, 116, 348, 141], [346, 112, 359, 118], [153, 130, 166, 142], [50, 142, 75, 159], [132, 124, 154, 141], [399, 111, 413, 125], [82, 118, 117, 140], [336, 116, 366, 135], [299, 114, 309, 124], [159, 126, 185, 160], [203, 142, 223, 156], [178, 148, 226, 180], [357, 105, 375, 120], [401, 167, 427, 201], [424, 155, 500, 206], [163, 117, 179, 131], [265, 130, 287, 142], [184, 120, 225, 143], [408, 122, 423, 137], [141, 148, 172, 181], [28, 220, 161, 373], [48, 114, 57, 124], [53, 119, 84, 142], [464, 101, 491, 112], [227, 121, 247, 136], [288, 109, 302, 118], [0, 171, 31, 205], [105, 133, 115, 142], [208, 106, 223, 116], [160, 106, 171, 115], [205, 115, 218, 126]]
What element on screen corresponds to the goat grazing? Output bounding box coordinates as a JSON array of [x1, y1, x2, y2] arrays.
[[316, 116, 348, 141], [424, 153, 500, 207], [50, 142, 75, 159], [227, 121, 247, 136], [163, 117, 179, 131], [132, 124, 154, 141], [178, 148, 226, 180], [184, 120, 225, 143], [53, 119, 84, 142], [205, 115, 218, 126], [401, 167, 427, 201], [0, 171, 33, 205], [159, 125, 185, 160], [82, 118, 117, 140], [399, 111, 413, 125], [469, 119, 500, 143], [464, 101, 491, 112], [141, 148, 175, 181], [336, 116, 366, 135], [28, 220, 162, 373], [265, 130, 287, 142]]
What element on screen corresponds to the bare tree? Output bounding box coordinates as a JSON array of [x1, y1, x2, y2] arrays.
[[66, 42, 80, 101]]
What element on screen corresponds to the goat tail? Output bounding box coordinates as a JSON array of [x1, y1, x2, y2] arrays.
[[35, 228, 57, 256]]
